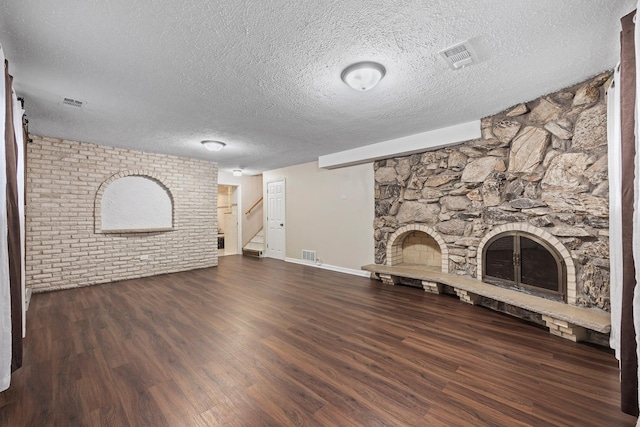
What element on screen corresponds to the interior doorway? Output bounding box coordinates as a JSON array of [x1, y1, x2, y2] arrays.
[[217, 184, 239, 256]]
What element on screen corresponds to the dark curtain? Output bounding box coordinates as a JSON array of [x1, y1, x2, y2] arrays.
[[620, 10, 639, 417], [4, 60, 22, 372]]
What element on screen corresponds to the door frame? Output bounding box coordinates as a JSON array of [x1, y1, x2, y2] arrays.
[[266, 179, 286, 260], [216, 182, 242, 256]]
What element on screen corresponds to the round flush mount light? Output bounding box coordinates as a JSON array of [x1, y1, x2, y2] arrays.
[[341, 62, 386, 91], [232, 169, 243, 177], [201, 140, 226, 152]]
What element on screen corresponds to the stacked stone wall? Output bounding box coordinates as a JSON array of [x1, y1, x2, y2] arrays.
[[374, 72, 612, 310]]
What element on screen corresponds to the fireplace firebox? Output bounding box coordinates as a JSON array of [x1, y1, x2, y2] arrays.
[[482, 231, 566, 302]]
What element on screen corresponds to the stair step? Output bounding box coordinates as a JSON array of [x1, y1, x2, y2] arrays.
[[242, 227, 265, 257], [242, 248, 262, 257], [244, 242, 264, 251]]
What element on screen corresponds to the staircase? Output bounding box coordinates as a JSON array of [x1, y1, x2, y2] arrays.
[[242, 228, 265, 257]]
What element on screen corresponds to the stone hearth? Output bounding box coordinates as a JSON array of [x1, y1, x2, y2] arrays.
[[362, 262, 610, 342]]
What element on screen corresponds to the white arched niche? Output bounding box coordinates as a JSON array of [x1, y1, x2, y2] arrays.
[[100, 176, 173, 232]]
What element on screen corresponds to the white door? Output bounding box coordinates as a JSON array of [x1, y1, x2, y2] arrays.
[[267, 180, 285, 260]]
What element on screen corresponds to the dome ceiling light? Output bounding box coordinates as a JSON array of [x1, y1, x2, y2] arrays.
[[341, 62, 386, 91], [201, 140, 226, 151]]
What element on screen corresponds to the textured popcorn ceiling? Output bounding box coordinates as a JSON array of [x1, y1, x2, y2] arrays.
[[0, 1, 635, 174]]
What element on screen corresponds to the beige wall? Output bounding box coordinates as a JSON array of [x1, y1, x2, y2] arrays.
[[27, 135, 218, 292], [263, 161, 374, 271]]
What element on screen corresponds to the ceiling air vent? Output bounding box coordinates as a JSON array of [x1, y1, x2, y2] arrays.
[[62, 97, 84, 108], [439, 41, 478, 70]]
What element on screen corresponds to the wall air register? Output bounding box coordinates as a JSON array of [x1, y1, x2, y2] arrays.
[[302, 250, 317, 262]]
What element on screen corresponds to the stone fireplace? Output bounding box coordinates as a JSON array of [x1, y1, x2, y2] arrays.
[[372, 70, 612, 323], [381, 222, 578, 304]]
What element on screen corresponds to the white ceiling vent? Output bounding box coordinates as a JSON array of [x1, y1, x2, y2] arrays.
[[439, 41, 478, 70], [62, 97, 85, 108]]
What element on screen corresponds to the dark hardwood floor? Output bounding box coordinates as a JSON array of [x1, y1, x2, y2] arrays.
[[0, 255, 635, 426]]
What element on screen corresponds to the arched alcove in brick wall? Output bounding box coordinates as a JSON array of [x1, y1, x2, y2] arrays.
[[95, 171, 174, 233]]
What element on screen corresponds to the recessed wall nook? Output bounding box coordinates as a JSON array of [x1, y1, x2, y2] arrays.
[[364, 71, 612, 344], [96, 172, 174, 233]]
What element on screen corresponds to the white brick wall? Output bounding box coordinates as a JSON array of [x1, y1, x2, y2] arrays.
[[26, 135, 218, 292]]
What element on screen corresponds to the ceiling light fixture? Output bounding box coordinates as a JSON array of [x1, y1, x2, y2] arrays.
[[232, 169, 243, 177], [341, 62, 386, 91], [201, 140, 226, 151]]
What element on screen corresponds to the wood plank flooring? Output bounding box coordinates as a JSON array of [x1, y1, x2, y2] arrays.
[[0, 255, 635, 426]]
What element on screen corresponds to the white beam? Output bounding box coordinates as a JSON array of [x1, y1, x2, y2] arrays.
[[318, 120, 481, 169]]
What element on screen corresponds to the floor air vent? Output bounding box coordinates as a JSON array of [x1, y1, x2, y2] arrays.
[[302, 250, 316, 262]]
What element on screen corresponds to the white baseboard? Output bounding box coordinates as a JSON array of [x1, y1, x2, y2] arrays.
[[284, 257, 371, 278]]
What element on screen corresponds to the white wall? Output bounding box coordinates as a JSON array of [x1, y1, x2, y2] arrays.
[[263, 160, 374, 273]]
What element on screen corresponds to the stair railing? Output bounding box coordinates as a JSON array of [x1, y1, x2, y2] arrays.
[[245, 197, 263, 215]]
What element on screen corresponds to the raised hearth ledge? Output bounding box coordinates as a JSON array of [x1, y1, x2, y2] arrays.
[[362, 263, 610, 342]]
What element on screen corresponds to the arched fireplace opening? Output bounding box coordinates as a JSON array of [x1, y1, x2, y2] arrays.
[[386, 224, 449, 273], [482, 231, 566, 302], [401, 231, 441, 268]]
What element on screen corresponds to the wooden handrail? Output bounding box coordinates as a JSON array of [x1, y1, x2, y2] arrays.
[[245, 197, 263, 215]]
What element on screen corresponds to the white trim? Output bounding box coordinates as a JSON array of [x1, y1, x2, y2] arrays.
[[318, 121, 481, 169], [284, 257, 371, 278]]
